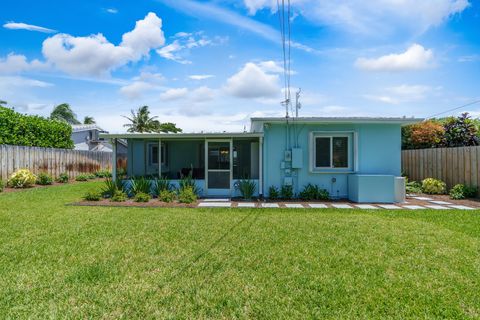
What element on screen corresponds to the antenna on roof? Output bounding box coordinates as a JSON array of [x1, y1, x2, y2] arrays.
[[295, 88, 301, 118]]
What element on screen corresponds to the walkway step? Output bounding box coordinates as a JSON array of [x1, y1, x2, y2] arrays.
[[285, 204, 305, 208], [448, 205, 475, 210], [261, 203, 279, 208], [429, 200, 453, 205], [198, 202, 232, 208], [308, 204, 328, 208], [355, 204, 378, 209], [332, 204, 353, 209], [403, 205, 425, 210], [203, 198, 230, 202], [237, 203, 256, 208], [378, 205, 402, 209], [425, 205, 448, 210], [412, 197, 433, 201]]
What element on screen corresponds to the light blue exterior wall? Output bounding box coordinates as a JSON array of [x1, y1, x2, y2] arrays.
[[261, 122, 402, 200]]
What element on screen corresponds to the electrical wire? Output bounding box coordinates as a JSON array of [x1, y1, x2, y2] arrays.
[[425, 99, 480, 119]]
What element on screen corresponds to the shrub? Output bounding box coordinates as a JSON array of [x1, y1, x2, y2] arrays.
[[75, 174, 89, 182], [268, 186, 280, 200], [153, 176, 172, 196], [128, 177, 151, 196], [94, 170, 112, 178], [421, 178, 446, 195], [0, 180, 4, 192], [280, 185, 294, 200], [406, 180, 422, 194], [179, 173, 201, 195], [56, 173, 69, 183], [178, 186, 197, 204], [318, 189, 330, 200], [134, 192, 151, 203], [111, 190, 128, 202], [86, 173, 97, 180], [8, 169, 37, 188], [298, 184, 330, 200], [449, 184, 478, 200], [238, 179, 256, 200], [36, 172, 53, 185], [0, 106, 74, 149], [102, 178, 125, 198], [159, 189, 176, 203], [83, 190, 101, 201]]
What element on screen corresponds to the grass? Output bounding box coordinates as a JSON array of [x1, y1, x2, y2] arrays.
[[0, 182, 479, 319]]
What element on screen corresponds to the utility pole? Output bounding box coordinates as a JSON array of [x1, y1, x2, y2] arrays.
[[295, 88, 301, 118]]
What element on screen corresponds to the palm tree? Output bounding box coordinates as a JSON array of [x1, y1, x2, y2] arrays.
[[123, 106, 159, 133], [83, 116, 96, 125], [50, 103, 81, 124]]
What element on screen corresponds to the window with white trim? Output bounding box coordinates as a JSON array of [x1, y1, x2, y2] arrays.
[[313, 135, 350, 169]]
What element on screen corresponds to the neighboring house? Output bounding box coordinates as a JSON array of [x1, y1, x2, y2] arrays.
[[71, 124, 127, 154], [100, 116, 422, 203]]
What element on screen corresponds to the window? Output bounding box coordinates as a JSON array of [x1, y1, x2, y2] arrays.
[[148, 143, 167, 166], [313, 134, 350, 170]]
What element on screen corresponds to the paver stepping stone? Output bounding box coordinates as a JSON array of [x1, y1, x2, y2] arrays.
[[355, 205, 378, 209], [284, 203, 305, 208], [204, 198, 230, 202], [429, 200, 452, 205], [403, 205, 425, 210], [261, 203, 279, 208], [412, 197, 433, 201], [448, 205, 475, 210], [378, 205, 402, 209], [308, 204, 328, 208], [237, 203, 256, 208], [198, 202, 232, 208], [425, 205, 448, 210], [332, 204, 353, 209]]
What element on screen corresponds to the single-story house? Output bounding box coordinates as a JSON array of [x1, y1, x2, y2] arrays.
[[100, 116, 422, 203], [72, 124, 127, 153]]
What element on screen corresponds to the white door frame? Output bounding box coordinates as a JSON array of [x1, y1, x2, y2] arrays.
[[205, 139, 233, 196]]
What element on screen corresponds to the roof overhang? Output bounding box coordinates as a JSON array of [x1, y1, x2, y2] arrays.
[[100, 132, 264, 140], [251, 117, 424, 126]]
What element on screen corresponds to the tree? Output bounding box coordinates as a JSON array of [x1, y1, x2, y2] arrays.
[[83, 116, 96, 125], [50, 103, 81, 125], [0, 100, 7, 106], [123, 106, 182, 133], [442, 113, 479, 147], [407, 121, 444, 149]]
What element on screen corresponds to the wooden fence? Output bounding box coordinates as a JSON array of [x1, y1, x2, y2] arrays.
[[0, 144, 112, 181], [402, 146, 480, 188]]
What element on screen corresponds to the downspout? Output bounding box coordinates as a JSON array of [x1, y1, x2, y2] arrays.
[[111, 138, 117, 182], [259, 136, 263, 197]]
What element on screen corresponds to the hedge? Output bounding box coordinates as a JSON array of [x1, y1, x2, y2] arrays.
[[0, 107, 74, 149]]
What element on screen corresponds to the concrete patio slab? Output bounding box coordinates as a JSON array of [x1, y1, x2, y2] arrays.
[[411, 197, 433, 201], [198, 202, 232, 208], [378, 205, 402, 209], [285, 204, 305, 208], [403, 205, 425, 210], [355, 204, 378, 209], [332, 204, 353, 209], [307, 204, 328, 208], [203, 198, 230, 202], [237, 203, 256, 208], [425, 205, 449, 210], [261, 203, 279, 208], [429, 200, 453, 205], [448, 205, 475, 210]]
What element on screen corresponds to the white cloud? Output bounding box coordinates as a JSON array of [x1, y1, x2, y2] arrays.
[[106, 8, 118, 14], [355, 44, 434, 72], [3, 22, 56, 33], [160, 88, 189, 101], [41, 12, 165, 76], [0, 53, 48, 74], [364, 84, 435, 104], [119, 72, 166, 99], [189, 74, 215, 80], [458, 54, 480, 62], [244, 0, 470, 35], [224, 62, 280, 99], [0, 76, 53, 89], [191, 86, 216, 102], [156, 33, 223, 64]]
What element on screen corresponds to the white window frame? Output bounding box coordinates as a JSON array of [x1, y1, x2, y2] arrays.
[[309, 131, 357, 173], [147, 142, 166, 166]]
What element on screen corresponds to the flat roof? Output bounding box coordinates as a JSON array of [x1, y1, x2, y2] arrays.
[[251, 116, 424, 125], [99, 132, 263, 139]]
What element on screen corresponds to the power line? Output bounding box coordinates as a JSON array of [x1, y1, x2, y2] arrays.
[[425, 99, 480, 119]]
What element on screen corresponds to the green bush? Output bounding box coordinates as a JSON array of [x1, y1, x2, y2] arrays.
[[86, 173, 96, 180], [268, 186, 280, 200], [159, 190, 176, 203], [318, 189, 330, 200], [178, 186, 197, 204], [75, 174, 89, 182], [83, 191, 101, 201], [298, 184, 330, 201], [129, 177, 151, 196], [102, 178, 125, 198], [0, 106, 74, 148], [8, 169, 37, 188], [0, 180, 4, 192], [238, 179, 256, 200], [56, 173, 69, 183], [134, 192, 151, 203], [449, 184, 478, 200], [111, 190, 128, 202], [179, 173, 201, 195], [36, 172, 53, 185], [421, 178, 446, 195], [153, 176, 172, 196], [406, 180, 422, 194], [280, 185, 294, 200], [94, 170, 112, 178]]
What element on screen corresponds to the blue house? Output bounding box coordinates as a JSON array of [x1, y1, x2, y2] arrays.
[[101, 116, 421, 203]]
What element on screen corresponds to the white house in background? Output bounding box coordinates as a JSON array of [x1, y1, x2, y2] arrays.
[[71, 124, 114, 152]]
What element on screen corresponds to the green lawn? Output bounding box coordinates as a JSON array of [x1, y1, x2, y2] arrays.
[[0, 182, 479, 319]]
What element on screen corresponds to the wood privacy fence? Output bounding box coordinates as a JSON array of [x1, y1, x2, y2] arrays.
[[0, 144, 112, 181], [402, 146, 480, 188]]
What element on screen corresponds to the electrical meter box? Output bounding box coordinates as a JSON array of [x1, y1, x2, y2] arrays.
[[284, 150, 292, 162], [284, 177, 293, 186], [291, 148, 303, 169]]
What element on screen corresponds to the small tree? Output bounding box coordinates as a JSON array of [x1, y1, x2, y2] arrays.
[[50, 103, 81, 125], [442, 113, 479, 147], [409, 121, 444, 149], [83, 116, 96, 124], [123, 106, 182, 133]]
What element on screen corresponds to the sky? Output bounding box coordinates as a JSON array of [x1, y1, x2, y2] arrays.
[[1, 0, 479, 133]]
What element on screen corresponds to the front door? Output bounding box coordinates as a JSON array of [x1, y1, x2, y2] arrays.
[[206, 140, 232, 196]]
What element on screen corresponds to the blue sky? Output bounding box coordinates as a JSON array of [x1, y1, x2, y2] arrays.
[[1, 0, 479, 132]]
